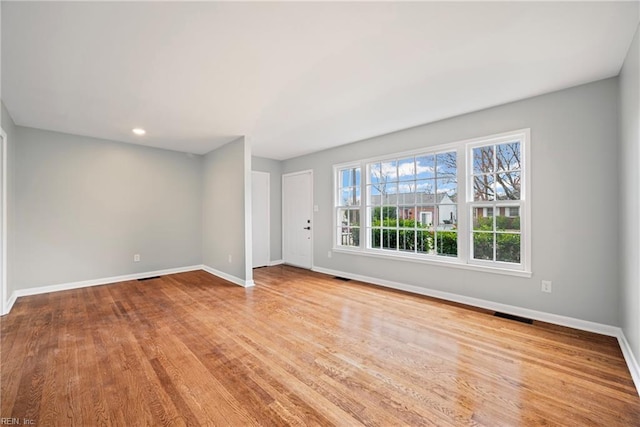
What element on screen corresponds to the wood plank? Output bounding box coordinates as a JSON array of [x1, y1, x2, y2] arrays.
[[1, 265, 639, 425]]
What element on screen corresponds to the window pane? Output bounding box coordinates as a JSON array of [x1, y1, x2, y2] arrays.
[[398, 181, 415, 195], [380, 160, 398, 182], [417, 207, 434, 227], [496, 209, 520, 231], [437, 205, 457, 227], [399, 228, 415, 251], [381, 206, 397, 223], [496, 233, 521, 263], [348, 209, 360, 226], [340, 188, 360, 206], [495, 172, 521, 200], [370, 163, 382, 185], [416, 179, 435, 196], [436, 231, 457, 256], [369, 184, 381, 198], [370, 228, 381, 248], [416, 155, 435, 179], [382, 182, 397, 196], [398, 207, 413, 221], [416, 230, 433, 254], [473, 210, 493, 231], [496, 142, 521, 172], [398, 158, 415, 181], [473, 233, 494, 260], [436, 178, 457, 199], [473, 146, 494, 174], [473, 175, 495, 201], [382, 228, 397, 249], [436, 152, 457, 176]]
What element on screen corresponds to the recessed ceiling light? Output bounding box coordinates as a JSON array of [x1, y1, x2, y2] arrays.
[[132, 128, 146, 135]]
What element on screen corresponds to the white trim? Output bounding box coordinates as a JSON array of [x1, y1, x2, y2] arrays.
[[202, 264, 255, 288], [1, 264, 256, 316], [268, 259, 284, 266], [5, 291, 17, 315], [0, 128, 7, 316], [617, 331, 640, 396], [332, 128, 531, 275], [7, 265, 203, 302], [331, 247, 532, 278], [244, 139, 254, 284], [312, 265, 617, 336], [312, 266, 640, 396]]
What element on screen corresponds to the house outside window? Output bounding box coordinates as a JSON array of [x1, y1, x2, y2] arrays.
[[333, 129, 530, 276]]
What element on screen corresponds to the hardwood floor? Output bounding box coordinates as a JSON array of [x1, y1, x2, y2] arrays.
[[1, 265, 639, 426]]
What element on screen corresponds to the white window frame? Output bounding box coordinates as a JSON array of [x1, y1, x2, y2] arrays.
[[332, 129, 531, 278], [334, 162, 362, 248], [466, 130, 530, 273]]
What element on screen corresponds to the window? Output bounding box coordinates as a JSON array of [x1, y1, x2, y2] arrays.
[[366, 151, 457, 257], [333, 129, 530, 276], [335, 165, 361, 247], [469, 138, 523, 265]]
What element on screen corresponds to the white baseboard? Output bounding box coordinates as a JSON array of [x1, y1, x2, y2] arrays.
[[313, 265, 640, 396], [617, 331, 640, 396], [201, 265, 254, 288], [312, 266, 619, 336], [268, 259, 284, 266], [1, 263, 255, 316], [4, 291, 17, 315], [10, 265, 204, 301]]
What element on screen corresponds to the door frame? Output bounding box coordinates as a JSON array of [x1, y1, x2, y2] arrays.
[[251, 171, 270, 268], [282, 169, 314, 269]]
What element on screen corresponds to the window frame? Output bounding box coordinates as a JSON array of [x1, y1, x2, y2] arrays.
[[332, 129, 531, 278]]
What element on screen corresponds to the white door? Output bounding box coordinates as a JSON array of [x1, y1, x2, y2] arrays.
[[252, 171, 270, 268], [283, 170, 313, 269]]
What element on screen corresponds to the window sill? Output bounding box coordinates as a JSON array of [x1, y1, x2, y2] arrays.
[[331, 247, 533, 278]]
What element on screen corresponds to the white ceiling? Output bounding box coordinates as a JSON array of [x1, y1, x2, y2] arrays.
[[2, 1, 639, 160]]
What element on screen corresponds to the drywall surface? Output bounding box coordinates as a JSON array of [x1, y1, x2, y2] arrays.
[[619, 24, 640, 361], [202, 137, 249, 282], [252, 156, 282, 262], [1, 101, 17, 295], [13, 127, 203, 289], [283, 78, 620, 325]]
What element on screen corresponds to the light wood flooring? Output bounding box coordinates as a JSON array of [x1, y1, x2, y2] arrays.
[[1, 265, 639, 426]]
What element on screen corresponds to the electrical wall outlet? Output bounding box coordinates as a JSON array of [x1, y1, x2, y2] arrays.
[[328, 250, 332, 258], [134, 254, 141, 262], [228, 254, 232, 263], [541, 280, 552, 293]]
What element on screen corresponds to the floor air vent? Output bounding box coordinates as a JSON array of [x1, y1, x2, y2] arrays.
[[334, 276, 351, 281], [494, 312, 533, 324], [138, 276, 161, 281]]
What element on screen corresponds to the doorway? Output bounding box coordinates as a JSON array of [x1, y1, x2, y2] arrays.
[[282, 170, 313, 269]]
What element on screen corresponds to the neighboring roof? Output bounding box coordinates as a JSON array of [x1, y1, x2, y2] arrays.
[[370, 193, 454, 206]]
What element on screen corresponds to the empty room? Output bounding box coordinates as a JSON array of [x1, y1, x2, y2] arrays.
[[1, 1, 640, 425]]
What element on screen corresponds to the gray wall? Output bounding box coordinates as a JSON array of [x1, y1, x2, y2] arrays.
[[619, 25, 640, 362], [13, 127, 203, 289], [252, 156, 282, 262], [202, 137, 250, 281], [1, 101, 17, 295], [283, 78, 620, 326]]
